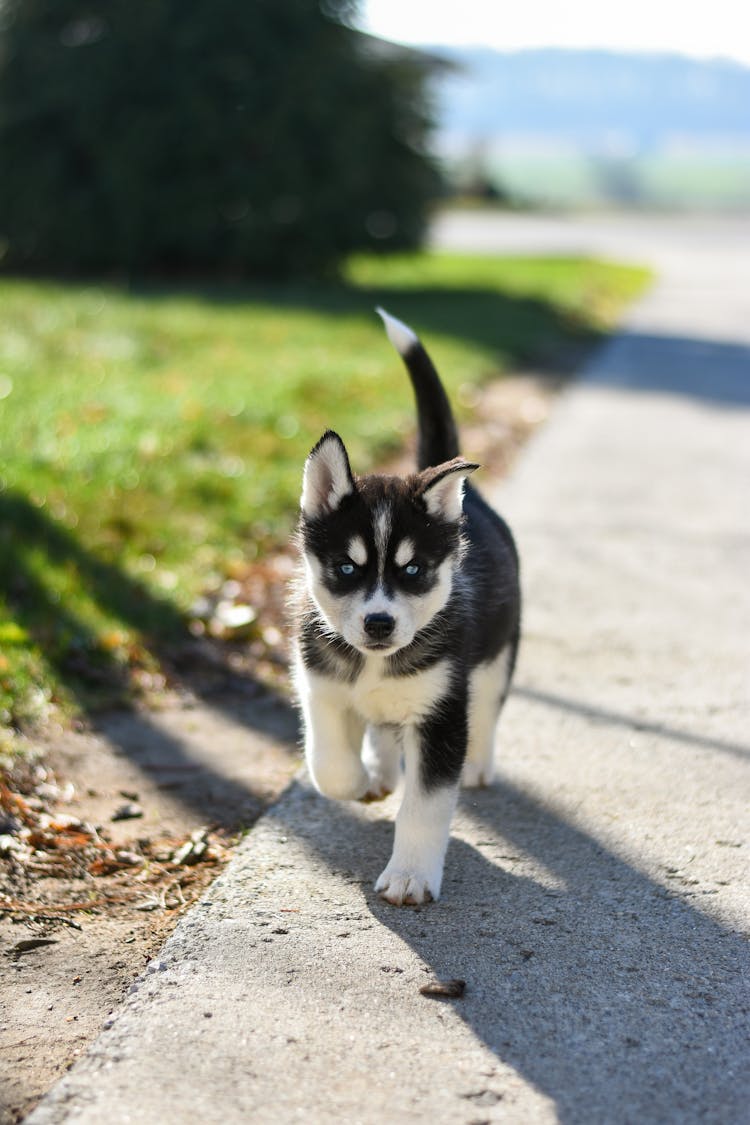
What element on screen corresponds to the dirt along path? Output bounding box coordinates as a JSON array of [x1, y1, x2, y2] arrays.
[[1, 687, 299, 1125], [1, 371, 558, 1123]]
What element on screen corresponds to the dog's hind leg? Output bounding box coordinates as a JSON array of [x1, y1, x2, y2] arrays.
[[463, 643, 515, 788], [361, 724, 402, 800]]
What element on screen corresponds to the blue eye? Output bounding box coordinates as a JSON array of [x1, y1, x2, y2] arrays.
[[338, 561, 356, 577], [404, 562, 421, 577]]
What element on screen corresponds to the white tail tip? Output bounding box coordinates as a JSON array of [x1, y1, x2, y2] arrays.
[[376, 307, 418, 357]]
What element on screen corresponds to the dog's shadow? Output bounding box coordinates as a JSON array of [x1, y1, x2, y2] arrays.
[[271, 776, 748, 1125]]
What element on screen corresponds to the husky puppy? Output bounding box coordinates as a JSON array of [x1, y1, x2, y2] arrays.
[[293, 310, 520, 906]]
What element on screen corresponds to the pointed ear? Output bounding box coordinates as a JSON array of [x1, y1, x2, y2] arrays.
[[418, 458, 479, 521], [301, 431, 356, 518]]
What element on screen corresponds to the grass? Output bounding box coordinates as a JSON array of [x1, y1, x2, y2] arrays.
[[0, 250, 650, 735]]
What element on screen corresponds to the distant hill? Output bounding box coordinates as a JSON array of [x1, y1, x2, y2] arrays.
[[431, 48, 750, 151], [425, 48, 750, 208]]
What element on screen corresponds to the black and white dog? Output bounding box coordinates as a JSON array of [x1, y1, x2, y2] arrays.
[[293, 310, 520, 906]]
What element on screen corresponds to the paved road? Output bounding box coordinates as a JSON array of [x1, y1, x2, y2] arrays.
[[28, 215, 750, 1124], [435, 210, 750, 345]]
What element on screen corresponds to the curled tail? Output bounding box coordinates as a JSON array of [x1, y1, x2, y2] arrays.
[[377, 308, 460, 470]]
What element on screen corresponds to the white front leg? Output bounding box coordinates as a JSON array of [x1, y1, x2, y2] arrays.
[[375, 728, 459, 905], [300, 674, 368, 800]]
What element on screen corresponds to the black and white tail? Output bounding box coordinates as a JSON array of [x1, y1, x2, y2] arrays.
[[377, 308, 460, 471]]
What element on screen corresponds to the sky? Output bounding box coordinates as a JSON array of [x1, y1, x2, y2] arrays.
[[360, 0, 750, 66]]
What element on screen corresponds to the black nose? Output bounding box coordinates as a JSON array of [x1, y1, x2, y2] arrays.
[[364, 613, 395, 641]]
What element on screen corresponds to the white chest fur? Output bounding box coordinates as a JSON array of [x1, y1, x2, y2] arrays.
[[306, 656, 452, 727]]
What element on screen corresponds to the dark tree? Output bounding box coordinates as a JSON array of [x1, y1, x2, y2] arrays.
[[0, 0, 439, 276]]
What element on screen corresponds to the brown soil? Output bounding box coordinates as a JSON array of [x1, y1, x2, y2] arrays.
[[0, 373, 556, 1124]]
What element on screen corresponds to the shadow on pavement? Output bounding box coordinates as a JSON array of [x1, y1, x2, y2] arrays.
[[514, 685, 750, 763], [585, 330, 750, 407], [270, 773, 749, 1124]]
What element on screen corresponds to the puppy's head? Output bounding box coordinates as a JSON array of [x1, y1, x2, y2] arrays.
[[298, 431, 478, 655]]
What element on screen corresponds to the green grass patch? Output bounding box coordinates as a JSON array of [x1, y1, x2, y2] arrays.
[[0, 250, 650, 731]]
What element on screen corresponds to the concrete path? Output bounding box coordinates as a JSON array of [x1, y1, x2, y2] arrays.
[[27, 217, 750, 1124]]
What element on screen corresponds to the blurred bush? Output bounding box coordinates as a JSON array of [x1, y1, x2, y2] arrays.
[[0, 0, 439, 277]]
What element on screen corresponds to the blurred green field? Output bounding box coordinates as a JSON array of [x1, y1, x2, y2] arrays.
[[453, 152, 750, 210], [0, 251, 650, 735]]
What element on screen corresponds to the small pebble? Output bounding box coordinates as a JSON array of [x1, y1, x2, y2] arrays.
[[111, 803, 143, 822], [419, 978, 466, 999]]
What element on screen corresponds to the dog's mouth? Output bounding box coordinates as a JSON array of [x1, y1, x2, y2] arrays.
[[358, 635, 405, 655], [345, 623, 412, 656]]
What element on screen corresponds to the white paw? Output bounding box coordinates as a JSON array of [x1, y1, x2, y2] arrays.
[[374, 866, 439, 906], [461, 759, 494, 788], [310, 761, 369, 801]]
